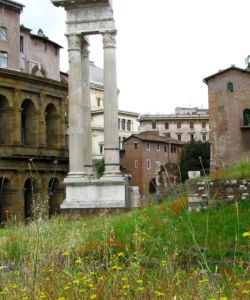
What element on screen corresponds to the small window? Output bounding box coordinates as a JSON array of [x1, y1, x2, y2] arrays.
[[118, 118, 120, 129], [190, 122, 193, 129], [127, 120, 131, 131], [20, 36, 24, 53], [156, 143, 160, 151], [0, 27, 7, 41], [171, 145, 176, 153], [152, 122, 156, 129], [202, 134, 206, 141], [0, 51, 8, 68], [100, 144, 104, 154], [147, 143, 150, 151], [202, 121, 206, 129], [164, 145, 167, 153], [44, 42, 47, 51], [54, 47, 58, 56], [147, 159, 151, 170], [134, 143, 138, 150], [135, 160, 138, 169], [121, 119, 125, 130], [177, 122, 181, 129], [190, 134, 194, 141], [165, 122, 169, 129], [177, 134, 182, 141], [227, 82, 234, 92], [97, 97, 101, 107]]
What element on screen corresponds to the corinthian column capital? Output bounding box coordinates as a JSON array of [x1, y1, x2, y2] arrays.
[[67, 34, 81, 51], [102, 31, 117, 48]]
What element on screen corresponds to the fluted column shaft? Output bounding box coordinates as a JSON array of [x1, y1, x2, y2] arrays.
[[81, 37, 93, 175], [103, 31, 121, 175], [67, 34, 86, 176]]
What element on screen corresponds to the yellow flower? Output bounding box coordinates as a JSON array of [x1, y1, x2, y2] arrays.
[[12, 285, 18, 289], [45, 277, 50, 281], [136, 279, 143, 284], [208, 298, 216, 300], [242, 232, 250, 237], [199, 278, 208, 283], [57, 298, 65, 300], [111, 265, 122, 270], [90, 295, 97, 299], [73, 280, 80, 285], [0, 291, 5, 295], [90, 272, 95, 275], [137, 287, 144, 291], [155, 291, 165, 297], [123, 285, 130, 289], [161, 260, 167, 266], [39, 292, 46, 298], [246, 280, 250, 284], [220, 297, 228, 300], [235, 282, 241, 286], [242, 290, 249, 294], [118, 252, 124, 257], [121, 277, 127, 281], [64, 286, 70, 290], [62, 252, 69, 256], [75, 259, 82, 264], [88, 284, 94, 288], [98, 276, 104, 280], [48, 269, 53, 273]]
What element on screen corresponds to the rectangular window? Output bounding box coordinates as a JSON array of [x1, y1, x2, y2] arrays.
[[44, 42, 47, 51], [0, 27, 7, 41], [190, 134, 194, 141], [152, 122, 156, 129], [127, 120, 131, 131], [165, 122, 169, 129], [178, 134, 182, 141], [156, 143, 160, 151], [135, 160, 138, 169], [134, 143, 138, 150], [202, 121, 206, 129], [97, 98, 101, 107], [121, 119, 125, 130], [20, 36, 24, 52], [202, 134, 206, 141], [0, 51, 8, 68], [147, 143, 150, 151], [118, 118, 120, 130], [54, 47, 58, 56], [164, 145, 167, 153], [190, 122, 194, 129], [177, 122, 181, 129], [147, 159, 151, 170], [171, 145, 176, 153], [100, 145, 103, 154]]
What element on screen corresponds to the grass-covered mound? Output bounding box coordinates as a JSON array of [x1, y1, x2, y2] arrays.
[[0, 199, 249, 299], [210, 160, 250, 180]]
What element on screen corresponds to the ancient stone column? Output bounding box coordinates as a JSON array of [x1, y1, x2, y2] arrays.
[[81, 36, 93, 175], [103, 31, 121, 176], [67, 34, 86, 177]]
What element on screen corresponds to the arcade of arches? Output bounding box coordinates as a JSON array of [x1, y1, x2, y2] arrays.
[[0, 68, 68, 223]]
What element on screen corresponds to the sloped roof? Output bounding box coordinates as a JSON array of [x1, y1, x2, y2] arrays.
[[203, 66, 250, 84], [0, 0, 24, 12], [125, 132, 184, 145]]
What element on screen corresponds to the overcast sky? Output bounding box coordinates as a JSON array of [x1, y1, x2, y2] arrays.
[[18, 0, 250, 114]]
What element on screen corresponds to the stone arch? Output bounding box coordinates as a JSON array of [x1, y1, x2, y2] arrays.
[[31, 65, 47, 78], [48, 177, 64, 217], [0, 177, 13, 224], [149, 178, 157, 194], [45, 103, 59, 147], [21, 99, 37, 145], [243, 108, 250, 126], [23, 177, 39, 222], [0, 94, 11, 144]]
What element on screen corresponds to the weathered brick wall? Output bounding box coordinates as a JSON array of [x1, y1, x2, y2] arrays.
[[188, 179, 250, 211]]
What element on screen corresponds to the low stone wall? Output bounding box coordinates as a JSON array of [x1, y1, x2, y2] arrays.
[[188, 179, 250, 211]]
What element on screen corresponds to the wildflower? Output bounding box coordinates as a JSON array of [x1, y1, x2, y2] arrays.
[[88, 284, 94, 288], [75, 259, 82, 264], [208, 298, 216, 300], [247, 280, 250, 284], [161, 260, 167, 266], [136, 279, 143, 284], [57, 298, 65, 300], [90, 272, 95, 275], [242, 290, 249, 294], [12, 285, 18, 289], [123, 285, 130, 289], [155, 291, 165, 297], [62, 252, 69, 256], [38, 292, 46, 298], [45, 277, 50, 281], [118, 252, 124, 257], [235, 282, 241, 286], [123, 292, 128, 296], [121, 277, 127, 281], [111, 265, 122, 270], [137, 287, 144, 291], [220, 297, 228, 300], [73, 280, 80, 285], [0, 291, 5, 295], [199, 278, 209, 283], [0, 266, 3, 270], [98, 276, 104, 281], [90, 295, 97, 299], [242, 232, 250, 237], [63, 286, 70, 291], [48, 269, 53, 273]]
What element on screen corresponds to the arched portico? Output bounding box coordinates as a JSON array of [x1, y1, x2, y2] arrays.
[[21, 99, 37, 146]]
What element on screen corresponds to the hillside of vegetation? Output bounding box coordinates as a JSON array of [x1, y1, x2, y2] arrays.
[[0, 196, 249, 299]]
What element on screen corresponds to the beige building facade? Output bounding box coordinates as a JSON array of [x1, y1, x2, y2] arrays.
[[139, 107, 209, 143]]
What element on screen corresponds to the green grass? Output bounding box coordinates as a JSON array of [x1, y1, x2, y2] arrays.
[[210, 160, 250, 180], [0, 199, 249, 299]]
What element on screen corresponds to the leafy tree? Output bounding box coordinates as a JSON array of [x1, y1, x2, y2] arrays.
[[179, 141, 210, 181]]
